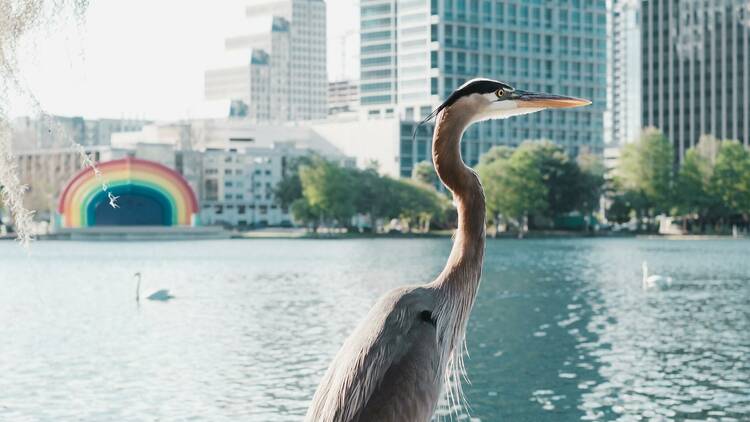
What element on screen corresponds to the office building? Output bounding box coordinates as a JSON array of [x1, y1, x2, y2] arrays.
[[642, 0, 750, 160], [205, 0, 328, 122], [607, 0, 641, 146], [11, 116, 148, 149], [359, 0, 608, 173], [328, 80, 360, 115]]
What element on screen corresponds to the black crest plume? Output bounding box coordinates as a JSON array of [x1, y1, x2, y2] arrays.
[[412, 78, 512, 141]]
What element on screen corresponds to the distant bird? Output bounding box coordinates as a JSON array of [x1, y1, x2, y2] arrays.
[[642, 261, 673, 290], [108, 193, 120, 209], [134, 272, 174, 302], [305, 78, 590, 422]]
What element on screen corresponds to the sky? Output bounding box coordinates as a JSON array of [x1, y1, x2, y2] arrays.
[[10, 0, 359, 120]]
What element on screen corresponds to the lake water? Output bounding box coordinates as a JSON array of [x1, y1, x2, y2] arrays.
[[1, 238, 749, 421]]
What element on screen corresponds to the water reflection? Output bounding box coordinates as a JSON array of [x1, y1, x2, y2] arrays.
[[578, 240, 750, 421], [0, 239, 748, 421]]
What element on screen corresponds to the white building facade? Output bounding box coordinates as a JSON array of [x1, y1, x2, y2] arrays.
[[606, 0, 641, 146]]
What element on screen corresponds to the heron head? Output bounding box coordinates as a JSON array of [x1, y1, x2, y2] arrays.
[[434, 78, 591, 123]]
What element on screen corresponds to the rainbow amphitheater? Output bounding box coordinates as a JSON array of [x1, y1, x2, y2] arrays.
[[57, 158, 199, 229]]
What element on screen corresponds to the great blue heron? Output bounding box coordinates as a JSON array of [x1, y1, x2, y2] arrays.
[[642, 261, 673, 290], [134, 272, 175, 302], [305, 78, 590, 422]]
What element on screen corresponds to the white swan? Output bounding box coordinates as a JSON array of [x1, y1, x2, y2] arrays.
[[642, 261, 672, 290], [135, 272, 175, 302]]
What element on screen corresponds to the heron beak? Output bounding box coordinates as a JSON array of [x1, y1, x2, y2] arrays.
[[514, 90, 591, 109]]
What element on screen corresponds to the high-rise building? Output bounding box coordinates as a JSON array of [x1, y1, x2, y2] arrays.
[[205, 0, 327, 123], [328, 80, 360, 115], [607, 0, 641, 146], [11, 116, 149, 150], [641, 0, 750, 161], [359, 0, 607, 172]]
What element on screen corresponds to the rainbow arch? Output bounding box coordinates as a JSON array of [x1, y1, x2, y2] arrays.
[[57, 158, 199, 228]]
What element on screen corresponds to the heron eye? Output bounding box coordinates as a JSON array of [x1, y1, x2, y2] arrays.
[[495, 88, 505, 98]]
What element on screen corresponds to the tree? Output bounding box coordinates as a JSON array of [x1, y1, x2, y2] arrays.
[[478, 142, 604, 232], [282, 157, 449, 233], [290, 198, 320, 231], [274, 155, 316, 209], [607, 194, 634, 224], [524, 141, 587, 217], [577, 151, 606, 215], [694, 134, 721, 165], [478, 144, 547, 237], [298, 158, 356, 227], [411, 161, 438, 187], [615, 128, 675, 216], [478, 145, 513, 166], [710, 140, 750, 220], [675, 147, 718, 223], [392, 178, 447, 232]]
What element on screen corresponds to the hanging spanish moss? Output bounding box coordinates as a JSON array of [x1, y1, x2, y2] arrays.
[[0, 0, 111, 247]]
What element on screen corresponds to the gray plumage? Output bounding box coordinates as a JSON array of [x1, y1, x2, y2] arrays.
[[305, 78, 591, 422]]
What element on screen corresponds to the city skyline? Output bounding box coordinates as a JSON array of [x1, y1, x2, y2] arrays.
[[8, 0, 359, 121]]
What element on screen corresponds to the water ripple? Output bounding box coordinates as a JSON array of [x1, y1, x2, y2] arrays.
[[0, 238, 748, 421]]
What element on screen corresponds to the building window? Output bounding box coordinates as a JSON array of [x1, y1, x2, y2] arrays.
[[204, 179, 218, 201]]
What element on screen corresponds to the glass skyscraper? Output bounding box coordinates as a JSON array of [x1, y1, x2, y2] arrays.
[[205, 0, 327, 123], [642, 0, 750, 161], [360, 0, 607, 176]]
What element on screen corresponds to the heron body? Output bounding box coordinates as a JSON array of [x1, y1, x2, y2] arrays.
[[305, 78, 590, 422]]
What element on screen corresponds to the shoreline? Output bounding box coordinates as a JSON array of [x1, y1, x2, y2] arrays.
[[1, 229, 745, 242]]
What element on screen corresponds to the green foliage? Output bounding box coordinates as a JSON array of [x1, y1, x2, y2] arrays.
[[290, 198, 319, 227], [279, 157, 447, 231], [610, 131, 750, 232], [411, 161, 438, 187], [675, 147, 717, 218], [478, 145, 513, 166], [477, 142, 605, 227], [577, 151, 606, 214], [477, 143, 548, 223], [615, 128, 675, 215], [274, 155, 316, 209], [391, 178, 447, 231], [710, 141, 750, 217], [526, 141, 598, 217], [299, 158, 356, 225], [607, 194, 634, 224]]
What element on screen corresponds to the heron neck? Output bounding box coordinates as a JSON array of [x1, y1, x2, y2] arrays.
[[431, 106, 486, 292]]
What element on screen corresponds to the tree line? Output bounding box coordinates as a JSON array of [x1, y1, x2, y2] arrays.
[[275, 142, 606, 236], [275, 156, 449, 233], [276, 128, 749, 236], [475, 141, 605, 236], [609, 128, 750, 232]]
